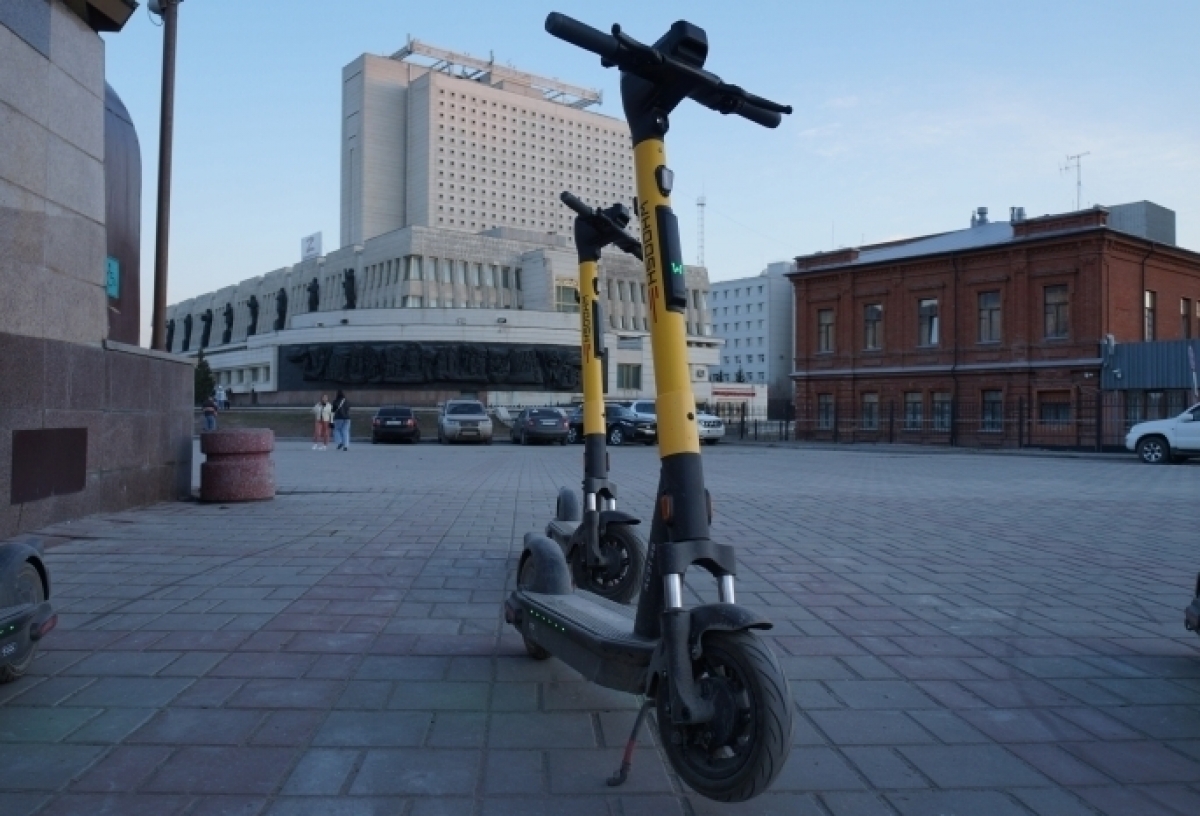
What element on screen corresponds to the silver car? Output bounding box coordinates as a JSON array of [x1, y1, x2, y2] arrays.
[[438, 399, 494, 445]]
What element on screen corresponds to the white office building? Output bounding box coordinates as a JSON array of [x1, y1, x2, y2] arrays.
[[166, 40, 717, 407], [709, 261, 794, 411]]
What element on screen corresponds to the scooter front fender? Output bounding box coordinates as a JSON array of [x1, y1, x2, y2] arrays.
[[0, 537, 50, 606], [598, 509, 640, 536], [688, 603, 772, 660]]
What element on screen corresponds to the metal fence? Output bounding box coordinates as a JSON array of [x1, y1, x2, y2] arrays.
[[712, 390, 1197, 451]]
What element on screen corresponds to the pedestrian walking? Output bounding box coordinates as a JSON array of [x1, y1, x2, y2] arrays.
[[312, 394, 332, 450], [202, 393, 219, 432], [332, 390, 351, 451]]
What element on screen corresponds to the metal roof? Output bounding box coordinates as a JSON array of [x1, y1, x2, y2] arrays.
[[851, 221, 1016, 265]]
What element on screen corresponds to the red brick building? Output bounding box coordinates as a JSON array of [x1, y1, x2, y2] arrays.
[[788, 202, 1200, 446]]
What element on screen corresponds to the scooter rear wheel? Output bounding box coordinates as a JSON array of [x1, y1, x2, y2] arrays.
[[0, 563, 45, 683], [656, 630, 793, 802], [517, 557, 551, 660], [574, 525, 646, 604]]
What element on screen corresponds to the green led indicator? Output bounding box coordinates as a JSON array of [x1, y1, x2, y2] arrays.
[[671, 262, 684, 275]]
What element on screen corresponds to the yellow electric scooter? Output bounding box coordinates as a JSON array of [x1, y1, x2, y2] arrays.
[[504, 14, 794, 802], [541, 193, 648, 605]]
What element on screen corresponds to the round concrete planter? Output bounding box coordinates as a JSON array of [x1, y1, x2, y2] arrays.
[[199, 429, 275, 502]]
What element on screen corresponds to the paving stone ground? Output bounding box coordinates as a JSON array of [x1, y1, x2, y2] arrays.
[[1, 439, 1199, 815]]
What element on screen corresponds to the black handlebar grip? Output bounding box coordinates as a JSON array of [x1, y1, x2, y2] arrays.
[[736, 102, 783, 129], [560, 191, 592, 216], [545, 13, 620, 60]]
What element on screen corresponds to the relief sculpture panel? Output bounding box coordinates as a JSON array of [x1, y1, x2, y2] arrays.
[[280, 342, 581, 392]]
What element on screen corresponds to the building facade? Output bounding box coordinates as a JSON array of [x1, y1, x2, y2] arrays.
[[709, 261, 793, 414], [168, 38, 718, 407], [0, 0, 193, 538], [789, 202, 1200, 447], [342, 40, 635, 246]]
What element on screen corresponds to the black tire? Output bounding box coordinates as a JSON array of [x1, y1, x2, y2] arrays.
[[1137, 435, 1169, 464], [517, 557, 551, 660], [573, 524, 646, 604], [608, 426, 625, 446], [657, 630, 793, 802], [566, 426, 579, 445], [704, 438, 720, 446], [0, 563, 45, 684]]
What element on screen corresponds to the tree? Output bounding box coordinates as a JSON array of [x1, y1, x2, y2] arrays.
[[735, 367, 746, 383], [194, 349, 215, 406]]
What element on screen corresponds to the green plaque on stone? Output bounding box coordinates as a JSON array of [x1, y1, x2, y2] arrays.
[[106, 256, 120, 298]]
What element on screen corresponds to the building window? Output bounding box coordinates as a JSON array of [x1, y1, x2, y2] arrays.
[[617, 363, 642, 390], [977, 291, 1001, 343], [1044, 285, 1069, 339], [1147, 390, 1165, 420], [861, 393, 879, 431], [1183, 298, 1193, 339], [1038, 393, 1071, 428], [903, 393, 923, 431], [918, 298, 939, 346], [1144, 291, 1157, 340], [932, 393, 952, 432], [554, 284, 579, 313], [981, 390, 1003, 432], [863, 303, 882, 350], [817, 394, 834, 430], [817, 309, 834, 353]]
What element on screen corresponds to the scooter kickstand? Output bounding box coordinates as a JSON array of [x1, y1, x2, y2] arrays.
[[607, 698, 654, 787]]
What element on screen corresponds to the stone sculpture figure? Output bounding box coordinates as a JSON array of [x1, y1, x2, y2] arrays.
[[307, 277, 320, 312], [247, 296, 259, 337], [274, 288, 288, 331], [165, 318, 175, 352], [200, 309, 214, 349], [343, 269, 357, 310], [182, 314, 193, 351], [222, 303, 234, 344]]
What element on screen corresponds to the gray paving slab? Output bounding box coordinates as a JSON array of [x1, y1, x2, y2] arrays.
[[2, 439, 1199, 813]]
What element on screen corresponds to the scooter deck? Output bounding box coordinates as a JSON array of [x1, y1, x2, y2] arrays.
[[516, 589, 655, 693]]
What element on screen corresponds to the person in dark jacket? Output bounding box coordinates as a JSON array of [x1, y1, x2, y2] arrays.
[[332, 390, 351, 450], [202, 394, 219, 431]]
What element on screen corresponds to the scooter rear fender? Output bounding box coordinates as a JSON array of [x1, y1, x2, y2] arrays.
[[598, 509, 639, 535], [517, 533, 572, 596]]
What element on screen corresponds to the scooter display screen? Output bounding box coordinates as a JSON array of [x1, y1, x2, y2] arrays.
[[655, 206, 689, 313]]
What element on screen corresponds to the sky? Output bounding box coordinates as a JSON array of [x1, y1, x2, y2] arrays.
[[102, 0, 1200, 346]]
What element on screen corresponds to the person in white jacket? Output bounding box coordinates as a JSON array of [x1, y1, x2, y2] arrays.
[[312, 394, 332, 450]]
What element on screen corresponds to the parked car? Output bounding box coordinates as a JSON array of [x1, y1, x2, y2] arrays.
[[620, 400, 724, 445], [697, 411, 726, 445], [1125, 403, 1200, 463], [510, 407, 570, 445], [567, 404, 656, 446], [371, 406, 421, 444], [438, 399, 494, 445]]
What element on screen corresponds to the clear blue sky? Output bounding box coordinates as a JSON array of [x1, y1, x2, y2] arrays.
[[102, 1, 1200, 343]]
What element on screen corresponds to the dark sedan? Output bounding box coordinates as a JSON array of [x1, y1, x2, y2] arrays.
[[510, 407, 570, 445], [371, 406, 421, 444], [567, 404, 656, 446]]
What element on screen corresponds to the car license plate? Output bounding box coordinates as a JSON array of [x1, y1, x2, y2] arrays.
[[540, 420, 557, 426], [386, 421, 401, 426]]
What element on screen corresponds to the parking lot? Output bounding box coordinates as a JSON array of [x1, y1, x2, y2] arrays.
[[2, 440, 1199, 816]]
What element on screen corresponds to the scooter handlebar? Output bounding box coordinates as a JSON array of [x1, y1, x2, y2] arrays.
[[545, 13, 791, 131], [560, 191, 594, 217], [545, 13, 620, 61]]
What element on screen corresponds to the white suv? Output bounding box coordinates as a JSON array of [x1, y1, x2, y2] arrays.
[[438, 400, 494, 445], [622, 400, 725, 445], [1125, 403, 1200, 463]]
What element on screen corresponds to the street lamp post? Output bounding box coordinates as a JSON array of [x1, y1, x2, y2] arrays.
[[150, 0, 181, 350]]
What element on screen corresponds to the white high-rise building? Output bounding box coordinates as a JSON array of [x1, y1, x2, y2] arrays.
[[710, 262, 794, 407], [341, 39, 636, 246]]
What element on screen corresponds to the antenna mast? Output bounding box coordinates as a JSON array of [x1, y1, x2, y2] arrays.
[[1062, 151, 1090, 210], [696, 195, 706, 266]]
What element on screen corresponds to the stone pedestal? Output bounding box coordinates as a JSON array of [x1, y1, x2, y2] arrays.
[[199, 429, 275, 502]]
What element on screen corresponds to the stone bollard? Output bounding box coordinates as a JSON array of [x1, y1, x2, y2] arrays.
[[199, 429, 275, 502]]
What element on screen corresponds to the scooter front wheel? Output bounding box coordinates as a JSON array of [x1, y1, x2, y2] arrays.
[[517, 557, 551, 660], [574, 525, 646, 604], [656, 630, 793, 802]]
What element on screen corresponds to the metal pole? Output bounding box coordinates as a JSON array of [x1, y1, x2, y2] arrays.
[[150, 1, 180, 350]]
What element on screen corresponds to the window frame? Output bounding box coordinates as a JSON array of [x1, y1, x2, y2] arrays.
[[917, 298, 940, 347], [863, 303, 883, 351], [977, 290, 1001, 344], [1043, 284, 1070, 340], [816, 309, 835, 354]]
